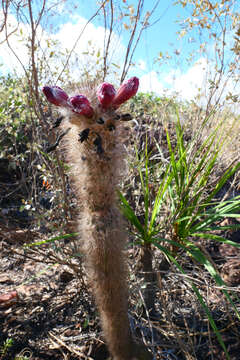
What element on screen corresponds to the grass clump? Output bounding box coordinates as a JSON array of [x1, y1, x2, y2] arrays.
[[119, 93, 240, 359]]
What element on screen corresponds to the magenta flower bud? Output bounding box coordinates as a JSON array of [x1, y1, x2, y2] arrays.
[[70, 95, 94, 118], [42, 86, 69, 106], [97, 82, 116, 109], [112, 77, 139, 108]]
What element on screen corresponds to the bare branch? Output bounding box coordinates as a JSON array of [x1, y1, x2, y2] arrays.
[[103, 0, 114, 80], [56, 0, 107, 83], [27, 0, 47, 116], [0, 0, 19, 44], [0, 0, 9, 32], [4, 23, 29, 79], [120, 0, 144, 83], [120, 0, 161, 82]]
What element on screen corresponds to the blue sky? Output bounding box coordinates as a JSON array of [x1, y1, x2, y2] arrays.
[[45, 0, 204, 94], [49, 0, 197, 75], [0, 0, 239, 106]]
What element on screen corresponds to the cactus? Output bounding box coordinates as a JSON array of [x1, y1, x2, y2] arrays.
[[42, 78, 152, 360]]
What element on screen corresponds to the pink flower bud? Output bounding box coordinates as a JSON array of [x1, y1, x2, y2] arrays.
[[112, 77, 139, 108], [70, 95, 94, 118], [97, 82, 116, 109], [42, 86, 69, 106]]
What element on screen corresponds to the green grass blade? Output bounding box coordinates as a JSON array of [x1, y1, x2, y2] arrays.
[[206, 162, 240, 203], [149, 164, 174, 232], [118, 191, 145, 238], [186, 241, 240, 320], [24, 232, 79, 247], [152, 240, 230, 359], [191, 282, 230, 360], [190, 196, 240, 233], [166, 126, 180, 192], [154, 235, 240, 322], [193, 232, 240, 248], [175, 109, 188, 189]]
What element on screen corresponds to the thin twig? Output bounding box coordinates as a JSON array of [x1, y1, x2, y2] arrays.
[[49, 331, 94, 360], [121, 0, 143, 83], [56, 0, 107, 83], [0, 0, 10, 32], [103, 0, 114, 80]]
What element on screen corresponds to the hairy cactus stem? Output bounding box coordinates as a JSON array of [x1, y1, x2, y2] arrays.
[[42, 79, 152, 360]]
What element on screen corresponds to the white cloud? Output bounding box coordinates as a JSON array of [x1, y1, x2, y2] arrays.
[[137, 59, 208, 99], [0, 12, 126, 82], [137, 58, 239, 112], [137, 59, 146, 71], [52, 15, 126, 78], [139, 71, 164, 95], [0, 14, 31, 74], [166, 57, 240, 110], [164, 58, 208, 100]]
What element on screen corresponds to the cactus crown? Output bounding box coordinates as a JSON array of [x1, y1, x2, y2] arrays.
[[42, 77, 139, 158], [42, 77, 139, 208], [42, 76, 139, 114]]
